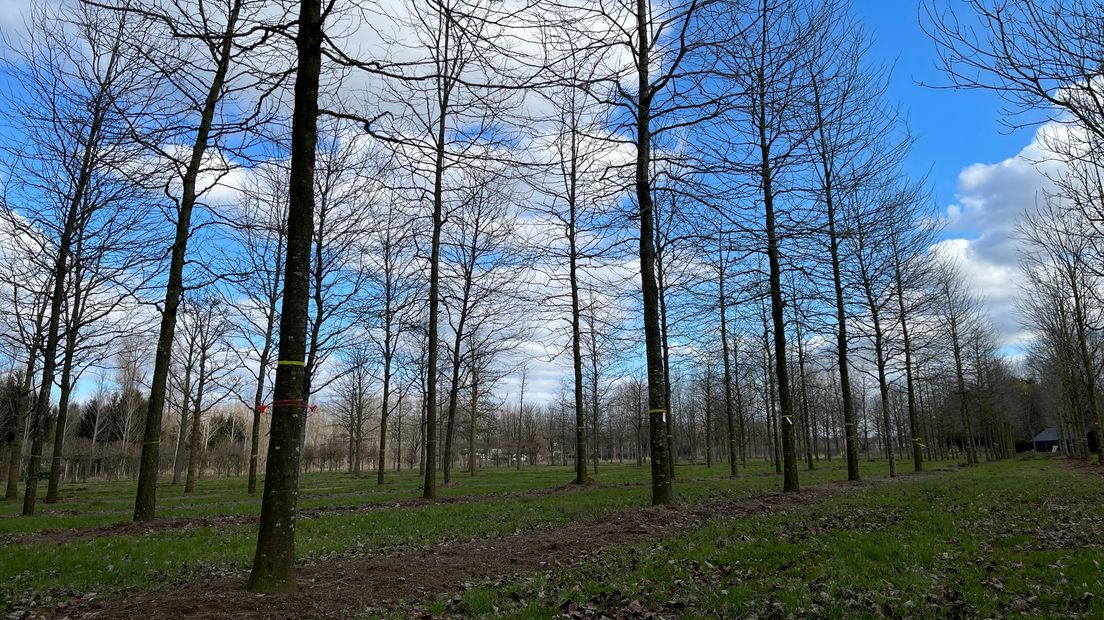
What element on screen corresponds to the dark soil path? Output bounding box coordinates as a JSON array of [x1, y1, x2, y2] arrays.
[[51, 471, 948, 620]]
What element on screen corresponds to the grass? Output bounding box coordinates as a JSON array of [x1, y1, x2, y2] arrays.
[[0, 458, 857, 608], [439, 458, 1104, 618]]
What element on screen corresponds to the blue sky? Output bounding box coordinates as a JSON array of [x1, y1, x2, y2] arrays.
[[859, 1, 1049, 352], [860, 1, 1032, 211]]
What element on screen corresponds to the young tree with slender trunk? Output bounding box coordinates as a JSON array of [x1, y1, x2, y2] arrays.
[[372, 0, 518, 498], [716, 233, 740, 477], [528, 27, 620, 484], [0, 247, 50, 501], [229, 161, 287, 493], [1, 3, 146, 515], [605, 0, 721, 504], [177, 294, 238, 493], [933, 257, 983, 465], [438, 167, 528, 483], [120, 0, 281, 522], [720, 0, 825, 492], [362, 188, 420, 486]]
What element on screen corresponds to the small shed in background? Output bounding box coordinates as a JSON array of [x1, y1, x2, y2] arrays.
[[1032, 427, 1059, 453]]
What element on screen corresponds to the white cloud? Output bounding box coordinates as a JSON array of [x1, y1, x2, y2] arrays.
[[937, 122, 1070, 350]]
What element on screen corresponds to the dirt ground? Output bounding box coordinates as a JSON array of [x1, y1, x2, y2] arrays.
[[33, 474, 933, 620]]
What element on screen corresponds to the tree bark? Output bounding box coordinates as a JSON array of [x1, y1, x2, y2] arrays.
[[468, 361, 478, 476], [568, 187, 588, 484], [655, 205, 675, 480], [246, 0, 321, 591], [635, 0, 672, 505]]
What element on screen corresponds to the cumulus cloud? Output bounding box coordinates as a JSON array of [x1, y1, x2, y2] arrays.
[[937, 122, 1070, 350]]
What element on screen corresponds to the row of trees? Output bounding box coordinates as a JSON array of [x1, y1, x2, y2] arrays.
[[1, 0, 1098, 593], [0, 281, 1041, 487]]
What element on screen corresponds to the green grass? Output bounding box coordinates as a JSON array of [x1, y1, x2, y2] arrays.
[[0, 459, 859, 608], [442, 458, 1104, 619]]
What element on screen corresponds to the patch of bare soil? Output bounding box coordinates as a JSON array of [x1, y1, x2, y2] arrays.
[[41, 472, 942, 620], [1061, 457, 1104, 475], [0, 483, 591, 547]]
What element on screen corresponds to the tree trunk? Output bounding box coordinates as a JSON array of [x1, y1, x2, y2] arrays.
[[377, 351, 391, 485], [133, 0, 242, 522], [795, 322, 814, 471], [719, 255, 739, 477], [23, 168, 87, 516], [569, 205, 588, 484], [45, 263, 87, 503], [423, 37, 451, 498], [704, 376, 712, 468], [858, 248, 896, 477], [172, 364, 193, 486], [468, 365, 478, 476], [635, 0, 672, 505], [442, 295, 469, 483], [184, 352, 208, 494], [655, 206, 675, 480], [5, 350, 37, 500], [892, 245, 922, 472], [590, 341, 600, 475], [246, 0, 320, 591]]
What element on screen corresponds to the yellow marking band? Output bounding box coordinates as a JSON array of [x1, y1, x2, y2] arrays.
[[278, 360, 305, 366], [649, 408, 667, 414], [144, 441, 160, 445]]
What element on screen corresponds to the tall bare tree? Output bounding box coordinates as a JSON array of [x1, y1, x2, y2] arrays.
[[933, 257, 984, 465], [228, 161, 287, 493], [0, 3, 149, 515], [247, 0, 322, 592], [118, 0, 285, 522]]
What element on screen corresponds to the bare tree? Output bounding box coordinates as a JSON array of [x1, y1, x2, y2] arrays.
[[333, 345, 372, 476], [175, 294, 239, 493], [719, 0, 828, 492], [361, 184, 421, 485], [888, 193, 939, 472], [228, 160, 287, 493], [0, 237, 50, 500], [924, 0, 1104, 141], [528, 23, 622, 484], [801, 5, 880, 482], [115, 0, 287, 522], [849, 182, 910, 478], [247, 0, 322, 592], [1018, 193, 1104, 464], [372, 0, 520, 499], [0, 2, 151, 515], [574, 0, 725, 504], [932, 257, 985, 465], [439, 166, 528, 482]]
